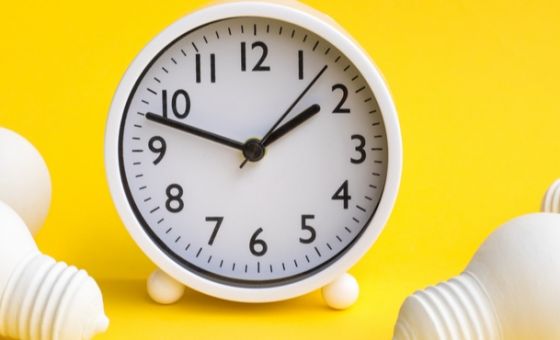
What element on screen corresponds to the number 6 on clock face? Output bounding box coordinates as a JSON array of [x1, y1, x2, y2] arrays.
[[105, 1, 401, 302]]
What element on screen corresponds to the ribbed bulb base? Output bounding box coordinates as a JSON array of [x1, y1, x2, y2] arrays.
[[542, 179, 560, 213], [393, 273, 501, 340], [0, 252, 109, 340]]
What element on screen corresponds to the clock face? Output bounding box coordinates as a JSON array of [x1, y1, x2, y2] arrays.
[[118, 17, 389, 287]]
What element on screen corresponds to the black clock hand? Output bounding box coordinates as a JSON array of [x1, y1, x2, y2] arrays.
[[263, 104, 320, 146], [146, 112, 245, 151], [239, 64, 328, 168]]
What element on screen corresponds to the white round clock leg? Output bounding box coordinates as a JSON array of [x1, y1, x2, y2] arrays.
[[321, 273, 359, 310], [147, 269, 185, 304]]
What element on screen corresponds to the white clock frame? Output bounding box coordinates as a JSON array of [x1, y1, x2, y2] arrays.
[[105, 0, 402, 306]]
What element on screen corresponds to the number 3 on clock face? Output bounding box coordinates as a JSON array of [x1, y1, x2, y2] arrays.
[[105, 1, 402, 302]]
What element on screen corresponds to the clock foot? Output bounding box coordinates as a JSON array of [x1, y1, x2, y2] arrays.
[[147, 269, 185, 304], [321, 273, 359, 310]]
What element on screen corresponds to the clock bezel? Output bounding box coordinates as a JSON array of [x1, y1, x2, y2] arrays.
[[105, 0, 402, 302]]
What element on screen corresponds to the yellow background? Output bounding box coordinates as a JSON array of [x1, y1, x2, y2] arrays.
[[1, 0, 559, 338]]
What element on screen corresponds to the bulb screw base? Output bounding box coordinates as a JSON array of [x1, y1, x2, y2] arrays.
[[542, 179, 560, 213], [0, 253, 108, 340], [393, 273, 501, 340]]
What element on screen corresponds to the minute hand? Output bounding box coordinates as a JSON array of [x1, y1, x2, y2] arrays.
[[260, 65, 328, 145], [145, 112, 244, 151], [239, 64, 328, 168], [263, 104, 321, 146]]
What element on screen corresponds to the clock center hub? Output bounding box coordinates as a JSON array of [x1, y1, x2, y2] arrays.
[[242, 139, 266, 162]]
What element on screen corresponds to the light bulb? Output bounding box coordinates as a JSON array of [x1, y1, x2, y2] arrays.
[[0, 127, 51, 235], [0, 201, 109, 340], [393, 181, 560, 340]]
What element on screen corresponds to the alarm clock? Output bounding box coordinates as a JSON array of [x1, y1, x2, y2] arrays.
[[105, 0, 402, 308]]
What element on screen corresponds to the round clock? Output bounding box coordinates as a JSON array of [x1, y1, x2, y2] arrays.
[[105, 0, 402, 306]]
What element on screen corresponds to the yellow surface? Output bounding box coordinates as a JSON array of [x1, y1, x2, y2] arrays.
[[1, 0, 559, 339]]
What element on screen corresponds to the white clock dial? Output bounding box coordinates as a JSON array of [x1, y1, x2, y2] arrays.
[[118, 17, 388, 286]]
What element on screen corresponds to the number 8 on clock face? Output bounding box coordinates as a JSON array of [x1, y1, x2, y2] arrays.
[[105, 1, 402, 302]]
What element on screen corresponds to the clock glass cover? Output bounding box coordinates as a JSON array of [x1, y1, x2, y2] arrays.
[[118, 17, 389, 287]]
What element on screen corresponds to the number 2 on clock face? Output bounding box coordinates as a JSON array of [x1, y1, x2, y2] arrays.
[[119, 17, 388, 286]]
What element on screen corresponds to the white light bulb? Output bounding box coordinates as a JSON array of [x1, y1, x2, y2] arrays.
[[0, 127, 51, 235], [393, 180, 560, 340], [0, 201, 109, 340]]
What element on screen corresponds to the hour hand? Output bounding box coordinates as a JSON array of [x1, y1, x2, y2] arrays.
[[146, 112, 245, 151], [263, 104, 321, 146]]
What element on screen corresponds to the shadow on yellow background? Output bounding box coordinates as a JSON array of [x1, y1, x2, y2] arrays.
[[1, 0, 559, 338]]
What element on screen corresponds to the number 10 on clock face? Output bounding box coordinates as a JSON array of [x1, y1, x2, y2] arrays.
[[111, 15, 394, 289]]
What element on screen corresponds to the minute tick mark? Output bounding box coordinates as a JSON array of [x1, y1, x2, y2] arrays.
[[314, 247, 322, 257], [312, 41, 319, 51]]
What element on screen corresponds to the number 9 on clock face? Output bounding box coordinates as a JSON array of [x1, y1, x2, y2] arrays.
[[105, 1, 401, 302]]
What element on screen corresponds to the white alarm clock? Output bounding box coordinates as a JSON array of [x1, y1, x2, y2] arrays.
[[105, 0, 401, 308]]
